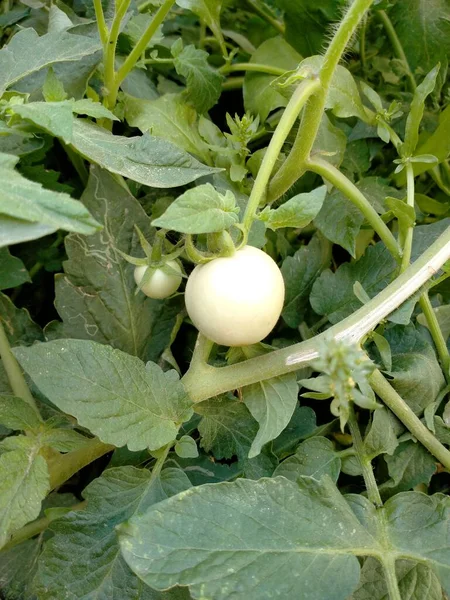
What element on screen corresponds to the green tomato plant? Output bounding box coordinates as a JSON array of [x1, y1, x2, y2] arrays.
[[1, 0, 450, 598]]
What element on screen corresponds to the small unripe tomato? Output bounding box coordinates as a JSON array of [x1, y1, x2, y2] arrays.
[[185, 246, 285, 346], [134, 261, 182, 299]]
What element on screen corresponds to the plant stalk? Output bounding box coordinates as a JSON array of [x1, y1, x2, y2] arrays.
[[116, 0, 176, 88], [307, 158, 402, 262], [419, 293, 450, 379], [370, 369, 450, 470], [93, 0, 108, 45], [241, 78, 321, 235], [0, 320, 38, 412], [219, 63, 287, 77], [268, 0, 375, 201], [244, 0, 285, 35], [1, 501, 86, 552], [348, 406, 383, 506], [400, 162, 415, 271], [103, 0, 131, 109], [376, 10, 416, 92], [47, 438, 115, 490]]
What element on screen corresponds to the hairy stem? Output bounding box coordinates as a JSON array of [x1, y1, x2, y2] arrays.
[[241, 78, 321, 235], [370, 369, 450, 470], [182, 225, 450, 401], [348, 406, 383, 506], [268, 0, 375, 201], [307, 158, 402, 262], [116, 0, 176, 87], [376, 10, 416, 92], [0, 320, 38, 412]]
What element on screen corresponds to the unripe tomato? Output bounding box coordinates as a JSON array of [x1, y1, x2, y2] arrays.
[[185, 246, 285, 346], [134, 261, 182, 299]]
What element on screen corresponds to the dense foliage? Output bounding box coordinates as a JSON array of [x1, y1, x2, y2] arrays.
[[1, 0, 450, 598]]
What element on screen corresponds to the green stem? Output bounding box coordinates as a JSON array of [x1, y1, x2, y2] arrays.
[[103, 0, 132, 109], [222, 77, 244, 91], [219, 62, 287, 77], [244, 0, 285, 35], [47, 438, 115, 490], [307, 158, 402, 262], [419, 293, 450, 380], [0, 320, 38, 412], [360, 15, 368, 76], [1, 501, 86, 552], [116, 0, 176, 88], [241, 78, 321, 235], [190, 334, 214, 369], [182, 225, 450, 401], [370, 369, 450, 470], [382, 557, 402, 600], [93, 0, 108, 45], [63, 143, 89, 186], [149, 442, 171, 484], [399, 164, 450, 379], [348, 406, 383, 506], [376, 10, 416, 92], [268, 0, 374, 201], [400, 162, 415, 271]]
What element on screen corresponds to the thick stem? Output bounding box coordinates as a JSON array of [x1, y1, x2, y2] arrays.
[[93, 0, 109, 45], [116, 0, 176, 88], [183, 226, 450, 401], [376, 10, 416, 93], [1, 501, 86, 552], [268, 0, 375, 201], [219, 63, 287, 77], [348, 406, 383, 506], [370, 369, 450, 470], [0, 320, 38, 412], [400, 162, 415, 271], [103, 0, 132, 109], [419, 294, 450, 379], [307, 158, 402, 262], [244, 0, 285, 35], [241, 78, 321, 235], [47, 438, 115, 490]]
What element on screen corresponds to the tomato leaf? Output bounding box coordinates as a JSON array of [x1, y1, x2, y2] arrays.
[[15, 339, 194, 451], [69, 120, 220, 189], [274, 437, 341, 482], [263, 185, 326, 230], [152, 183, 239, 233], [0, 152, 101, 246], [53, 167, 181, 362], [172, 44, 223, 113]]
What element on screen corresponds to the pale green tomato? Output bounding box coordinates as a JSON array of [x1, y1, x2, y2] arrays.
[[185, 246, 285, 346], [134, 261, 182, 299]]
